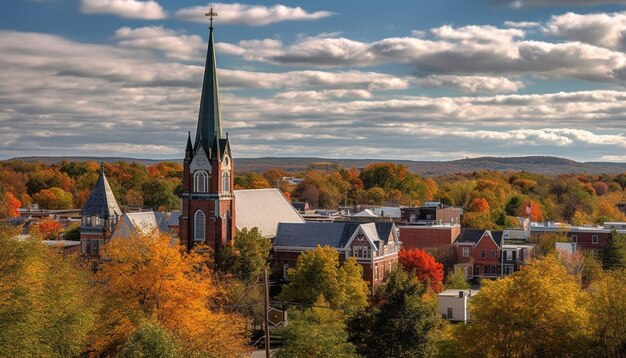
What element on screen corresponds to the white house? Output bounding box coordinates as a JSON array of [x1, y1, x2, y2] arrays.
[[438, 289, 479, 323]]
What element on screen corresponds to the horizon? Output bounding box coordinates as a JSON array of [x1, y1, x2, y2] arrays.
[[2, 1, 626, 161]]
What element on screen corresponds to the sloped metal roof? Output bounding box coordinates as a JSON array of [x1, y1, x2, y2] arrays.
[[234, 188, 305, 238], [111, 212, 159, 239], [274, 221, 361, 248], [80, 166, 121, 219]]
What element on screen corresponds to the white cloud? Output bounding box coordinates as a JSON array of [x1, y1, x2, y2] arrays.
[[544, 11, 626, 50], [114, 26, 205, 60], [175, 3, 334, 26], [80, 0, 166, 20], [507, 0, 626, 8], [414, 75, 523, 93], [503, 20, 540, 28]]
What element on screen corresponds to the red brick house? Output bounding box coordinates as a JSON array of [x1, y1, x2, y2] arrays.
[[399, 224, 460, 270], [272, 222, 400, 288], [530, 224, 611, 254], [454, 230, 503, 279]]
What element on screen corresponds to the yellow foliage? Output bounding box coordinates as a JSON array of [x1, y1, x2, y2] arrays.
[[92, 233, 249, 357]]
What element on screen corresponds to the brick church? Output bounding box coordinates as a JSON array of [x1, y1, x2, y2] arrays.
[[178, 14, 235, 266]]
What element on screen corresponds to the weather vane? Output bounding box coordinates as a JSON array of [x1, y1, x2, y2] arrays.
[[205, 6, 218, 29]]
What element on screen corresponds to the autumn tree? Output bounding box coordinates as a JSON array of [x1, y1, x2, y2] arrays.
[[32, 218, 63, 240], [443, 267, 470, 290], [0, 227, 97, 357], [279, 245, 369, 312], [456, 255, 590, 357], [1, 192, 21, 218], [119, 321, 183, 358], [276, 297, 358, 358], [33, 187, 73, 209], [222, 227, 272, 278], [399, 248, 444, 292], [587, 269, 626, 358], [348, 266, 441, 358], [92, 233, 248, 357]]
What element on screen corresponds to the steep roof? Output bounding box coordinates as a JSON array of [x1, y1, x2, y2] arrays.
[[80, 163, 121, 219], [352, 209, 379, 217], [455, 229, 503, 246], [375, 222, 395, 244], [111, 212, 159, 239], [234, 188, 305, 238], [195, 25, 222, 152]]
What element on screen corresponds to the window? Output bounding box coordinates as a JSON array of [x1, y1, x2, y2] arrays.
[[91, 239, 101, 256], [222, 171, 230, 193], [592, 235, 598, 244], [463, 247, 469, 257], [491, 249, 497, 258], [490, 265, 496, 274], [194, 210, 205, 242], [283, 264, 289, 280], [481, 249, 486, 258], [484, 265, 489, 275], [447, 307, 453, 319], [81, 239, 88, 254], [194, 171, 208, 193], [571, 235, 577, 243], [374, 264, 379, 280], [474, 266, 479, 276]]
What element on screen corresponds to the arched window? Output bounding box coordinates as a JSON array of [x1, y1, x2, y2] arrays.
[[194, 210, 205, 242], [222, 171, 230, 193], [194, 171, 208, 193]]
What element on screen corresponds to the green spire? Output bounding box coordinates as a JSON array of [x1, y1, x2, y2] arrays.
[[195, 24, 222, 151]]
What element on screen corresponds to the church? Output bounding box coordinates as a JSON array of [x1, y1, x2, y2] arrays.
[[178, 12, 235, 266]]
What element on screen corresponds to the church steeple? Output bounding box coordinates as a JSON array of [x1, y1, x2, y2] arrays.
[[194, 8, 222, 151]]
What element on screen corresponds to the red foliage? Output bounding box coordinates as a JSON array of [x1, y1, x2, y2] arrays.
[[283, 191, 292, 202], [469, 197, 490, 213], [398, 248, 444, 292], [34, 218, 63, 240], [4, 192, 21, 218]]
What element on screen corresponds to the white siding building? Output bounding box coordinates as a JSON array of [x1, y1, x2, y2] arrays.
[[438, 289, 479, 323]]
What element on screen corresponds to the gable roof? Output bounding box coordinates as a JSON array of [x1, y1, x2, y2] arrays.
[[235, 188, 305, 238], [455, 229, 503, 246], [80, 164, 121, 219], [375, 222, 395, 244], [274, 221, 363, 249], [111, 211, 159, 239], [352, 209, 379, 217]]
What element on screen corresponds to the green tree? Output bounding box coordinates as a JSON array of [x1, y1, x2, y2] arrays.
[[141, 178, 178, 210], [601, 230, 626, 270], [457, 255, 591, 357], [120, 321, 183, 358], [0, 227, 97, 357], [348, 266, 441, 358], [276, 297, 358, 358], [33, 187, 74, 209], [443, 267, 470, 290], [279, 246, 369, 312], [222, 227, 272, 278]]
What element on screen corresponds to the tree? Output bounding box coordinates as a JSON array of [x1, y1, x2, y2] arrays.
[[3, 192, 21, 218], [141, 178, 178, 210], [456, 255, 590, 357], [276, 297, 358, 358], [92, 233, 248, 357], [0, 228, 97, 357], [587, 270, 626, 358], [348, 266, 441, 358], [469, 197, 490, 213], [279, 245, 369, 312], [221, 227, 272, 278], [601, 230, 626, 270], [119, 321, 183, 358], [33, 187, 73, 209], [443, 267, 470, 290], [32, 218, 63, 240], [399, 248, 444, 292]]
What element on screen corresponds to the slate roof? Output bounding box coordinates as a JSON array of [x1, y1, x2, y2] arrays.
[[375, 222, 395, 244], [455, 229, 503, 246], [274, 221, 396, 249], [80, 165, 121, 219], [235, 188, 305, 238]]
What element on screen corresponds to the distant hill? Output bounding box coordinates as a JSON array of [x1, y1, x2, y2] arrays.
[[5, 155, 626, 175]]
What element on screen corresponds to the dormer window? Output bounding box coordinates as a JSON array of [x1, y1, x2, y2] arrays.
[[194, 171, 209, 193], [222, 171, 230, 193]]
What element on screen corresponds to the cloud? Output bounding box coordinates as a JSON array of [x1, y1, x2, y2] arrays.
[[544, 11, 626, 50], [175, 3, 334, 26], [505, 0, 626, 8], [79, 0, 166, 20], [114, 26, 205, 60], [1, 30, 625, 161], [503, 21, 540, 28]]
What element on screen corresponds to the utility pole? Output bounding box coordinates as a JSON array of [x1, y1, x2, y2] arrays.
[[263, 267, 270, 358]]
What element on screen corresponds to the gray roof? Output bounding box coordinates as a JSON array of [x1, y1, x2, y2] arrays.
[[455, 229, 503, 246], [274, 221, 396, 249], [80, 165, 121, 219], [111, 211, 159, 239], [235, 188, 305, 238]]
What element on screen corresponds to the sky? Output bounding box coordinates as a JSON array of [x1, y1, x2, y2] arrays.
[[1, 0, 626, 162]]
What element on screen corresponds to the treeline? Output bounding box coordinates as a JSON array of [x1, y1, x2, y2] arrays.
[[1, 160, 625, 229]]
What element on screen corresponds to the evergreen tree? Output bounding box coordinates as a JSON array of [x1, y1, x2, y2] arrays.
[[601, 230, 626, 270]]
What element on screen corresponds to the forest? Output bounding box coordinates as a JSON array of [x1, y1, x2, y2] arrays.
[[1, 159, 625, 229]]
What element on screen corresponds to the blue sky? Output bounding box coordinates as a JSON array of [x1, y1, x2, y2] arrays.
[[1, 0, 626, 162]]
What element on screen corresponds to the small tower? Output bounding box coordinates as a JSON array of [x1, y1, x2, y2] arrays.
[[79, 162, 122, 257], [179, 8, 236, 267]]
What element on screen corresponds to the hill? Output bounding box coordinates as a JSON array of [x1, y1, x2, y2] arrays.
[[5, 155, 626, 175]]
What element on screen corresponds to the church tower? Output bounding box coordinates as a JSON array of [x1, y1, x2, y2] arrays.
[[179, 9, 235, 266]]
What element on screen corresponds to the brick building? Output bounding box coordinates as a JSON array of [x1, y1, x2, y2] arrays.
[[399, 224, 460, 269], [272, 222, 400, 288], [400, 202, 462, 225]]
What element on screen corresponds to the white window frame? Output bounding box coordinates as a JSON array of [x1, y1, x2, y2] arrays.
[[194, 171, 209, 193], [222, 171, 230, 193], [462, 247, 469, 257], [194, 210, 206, 242]]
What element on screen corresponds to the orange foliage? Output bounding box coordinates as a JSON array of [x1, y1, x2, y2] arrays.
[[520, 199, 544, 222], [34, 218, 63, 240], [470, 197, 490, 213], [93, 234, 248, 357], [283, 191, 292, 201], [398, 248, 444, 292], [4, 192, 21, 218]]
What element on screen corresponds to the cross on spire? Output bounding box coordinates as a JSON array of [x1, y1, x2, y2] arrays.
[[205, 6, 218, 29]]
